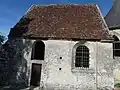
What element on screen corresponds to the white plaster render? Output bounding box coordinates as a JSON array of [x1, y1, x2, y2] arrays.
[[7, 39, 114, 90], [110, 29, 120, 83], [96, 42, 114, 89], [38, 40, 113, 90]]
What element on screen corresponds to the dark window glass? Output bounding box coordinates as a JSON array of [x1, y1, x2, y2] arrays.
[[113, 42, 120, 57], [75, 45, 89, 68], [31, 41, 45, 60], [113, 35, 120, 57]]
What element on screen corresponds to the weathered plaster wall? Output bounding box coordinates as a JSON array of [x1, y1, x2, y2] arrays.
[[0, 39, 33, 89], [8, 39, 33, 86], [97, 42, 114, 89], [0, 39, 114, 90], [110, 29, 120, 83], [114, 57, 120, 83], [41, 40, 96, 90], [40, 40, 113, 90]]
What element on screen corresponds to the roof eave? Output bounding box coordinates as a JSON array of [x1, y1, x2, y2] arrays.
[[109, 26, 120, 30]]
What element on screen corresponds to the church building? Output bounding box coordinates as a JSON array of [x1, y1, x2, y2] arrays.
[[105, 0, 120, 85], [0, 4, 114, 90]]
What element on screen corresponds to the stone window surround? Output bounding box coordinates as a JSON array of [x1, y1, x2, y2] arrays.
[[71, 41, 94, 73], [113, 35, 120, 58], [111, 32, 120, 58]]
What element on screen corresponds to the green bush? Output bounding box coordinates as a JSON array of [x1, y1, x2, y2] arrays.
[[115, 83, 120, 87], [0, 32, 6, 45]]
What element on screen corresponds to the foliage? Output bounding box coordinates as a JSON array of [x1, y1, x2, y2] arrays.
[[0, 33, 5, 45], [115, 83, 120, 87]]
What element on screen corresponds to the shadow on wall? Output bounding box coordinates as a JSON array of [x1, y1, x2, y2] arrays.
[[0, 39, 33, 90], [0, 17, 35, 90]]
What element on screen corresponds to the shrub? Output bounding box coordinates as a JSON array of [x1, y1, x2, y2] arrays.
[[115, 83, 120, 87]]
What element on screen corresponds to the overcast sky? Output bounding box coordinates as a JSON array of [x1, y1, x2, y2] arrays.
[[0, 0, 112, 37]]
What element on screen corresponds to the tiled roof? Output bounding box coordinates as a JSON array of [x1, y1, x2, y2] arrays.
[[8, 4, 112, 40]]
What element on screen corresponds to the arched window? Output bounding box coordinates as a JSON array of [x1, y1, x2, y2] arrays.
[[113, 35, 120, 57], [31, 41, 45, 60], [75, 45, 89, 68]]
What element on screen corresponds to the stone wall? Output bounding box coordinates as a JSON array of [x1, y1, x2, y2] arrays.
[[42, 40, 96, 90], [97, 42, 114, 89], [114, 57, 120, 83], [0, 39, 33, 89], [110, 30, 120, 84], [0, 39, 114, 90], [0, 58, 9, 86], [41, 40, 113, 90]]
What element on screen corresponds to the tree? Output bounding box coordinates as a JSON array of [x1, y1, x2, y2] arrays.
[[0, 33, 5, 45]]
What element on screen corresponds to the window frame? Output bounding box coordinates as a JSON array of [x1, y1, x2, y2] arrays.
[[113, 41, 120, 57], [72, 42, 91, 70], [113, 35, 120, 58], [72, 42, 94, 73], [75, 45, 89, 68]]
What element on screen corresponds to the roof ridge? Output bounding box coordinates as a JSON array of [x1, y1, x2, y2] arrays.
[[34, 4, 97, 7]]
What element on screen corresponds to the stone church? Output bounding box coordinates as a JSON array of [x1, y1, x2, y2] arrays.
[[105, 0, 120, 85], [0, 3, 116, 90]]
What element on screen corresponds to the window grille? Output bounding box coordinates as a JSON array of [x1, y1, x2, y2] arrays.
[[113, 41, 120, 57], [75, 45, 89, 68], [113, 35, 120, 57]]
